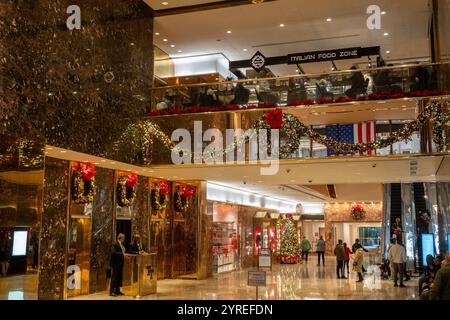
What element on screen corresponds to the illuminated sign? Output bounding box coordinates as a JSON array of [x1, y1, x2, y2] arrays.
[[421, 233, 435, 266], [12, 231, 28, 256]]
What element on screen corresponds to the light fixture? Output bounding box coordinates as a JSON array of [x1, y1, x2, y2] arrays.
[[178, 50, 183, 53], [155, 32, 160, 36], [381, 11, 386, 15], [163, 38, 168, 42], [383, 32, 389, 36], [326, 18, 332, 22], [226, 30, 232, 34], [60, 150, 67, 153], [386, 50, 391, 54], [243, 49, 248, 52], [170, 44, 175, 48], [279, 23, 285, 27], [161, 2, 169, 5]]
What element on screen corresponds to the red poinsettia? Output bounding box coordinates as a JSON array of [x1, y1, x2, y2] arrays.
[[351, 203, 366, 220], [159, 181, 169, 196], [81, 163, 96, 182], [72, 162, 81, 171], [182, 186, 195, 198], [265, 108, 283, 129], [126, 173, 138, 188], [352, 204, 363, 212]]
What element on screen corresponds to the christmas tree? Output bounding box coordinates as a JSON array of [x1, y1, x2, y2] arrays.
[[278, 214, 300, 264]]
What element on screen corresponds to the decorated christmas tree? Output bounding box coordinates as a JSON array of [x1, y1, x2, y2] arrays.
[[278, 214, 300, 264]]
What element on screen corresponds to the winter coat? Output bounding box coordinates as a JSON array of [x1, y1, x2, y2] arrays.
[[352, 248, 364, 273]]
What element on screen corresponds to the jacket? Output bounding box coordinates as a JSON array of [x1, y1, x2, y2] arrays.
[[316, 239, 326, 252], [344, 247, 352, 261], [388, 244, 406, 264], [129, 241, 146, 254], [301, 239, 311, 252], [334, 244, 345, 261], [430, 264, 450, 300], [110, 241, 125, 269], [352, 248, 364, 273]]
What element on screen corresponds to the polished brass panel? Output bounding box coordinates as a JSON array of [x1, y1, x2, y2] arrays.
[[122, 253, 157, 297]]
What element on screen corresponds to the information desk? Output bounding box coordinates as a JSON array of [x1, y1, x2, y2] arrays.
[[122, 253, 157, 298]]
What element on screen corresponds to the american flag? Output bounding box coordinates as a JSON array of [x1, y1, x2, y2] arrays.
[[326, 122, 377, 156]]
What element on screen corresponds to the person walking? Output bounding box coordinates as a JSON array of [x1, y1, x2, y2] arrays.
[[343, 242, 352, 275], [353, 247, 364, 282], [334, 240, 346, 279], [301, 236, 311, 263], [316, 235, 326, 267], [430, 253, 450, 300], [352, 239, 368, 272], [389, 238, 407, 288], [110, 233, 126, 297]]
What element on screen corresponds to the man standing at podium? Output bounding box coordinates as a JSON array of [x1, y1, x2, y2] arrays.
[[129, 235, 146, 255], [110, 233, 126, 297]]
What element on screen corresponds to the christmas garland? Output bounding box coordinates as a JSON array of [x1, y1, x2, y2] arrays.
[[71, 162, 97, 204], [117, 174, 137, 207], [151, 181, 169, 210], [174, 185, 195, 212], [351, 204, 366, 220], [254, 102, 449, 157]]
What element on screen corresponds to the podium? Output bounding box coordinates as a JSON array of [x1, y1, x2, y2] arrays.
[[122, 253, 157, 298]]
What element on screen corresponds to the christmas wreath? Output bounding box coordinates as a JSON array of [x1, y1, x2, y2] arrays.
[[351, 204, 366, 220], [117, 174, 138, 207], [174, 185, 195, 212], [151, 181, 169, 210], [71, 162, 97, 204]]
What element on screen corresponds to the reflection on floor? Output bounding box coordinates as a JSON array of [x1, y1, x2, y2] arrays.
[[73, 258, 419, 300], [0, 273, 38, 300], [0, 259, 419, 300]]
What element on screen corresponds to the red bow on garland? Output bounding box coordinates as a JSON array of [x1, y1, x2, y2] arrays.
[[285, 213, 293, 219], [72, 162, 96, 182], [265, 108, 283, 129], [352, 204, 364, 212], [126, 174, 138, 188], [159, 181, 169, 196], [182, 186, 195, 198]]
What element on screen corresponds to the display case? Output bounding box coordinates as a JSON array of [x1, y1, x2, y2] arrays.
[[211, 221, 237, 273]]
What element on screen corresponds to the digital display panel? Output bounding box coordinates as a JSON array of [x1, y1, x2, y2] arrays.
[[12, 231, 28, 256], [421, 233, 434, 266]]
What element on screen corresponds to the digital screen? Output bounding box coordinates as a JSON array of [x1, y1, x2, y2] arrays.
[[12, 231, 28, 256], [421, 233, 434, 266], [8, 291, 24, 300]]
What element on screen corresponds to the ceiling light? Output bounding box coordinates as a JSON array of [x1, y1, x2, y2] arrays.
[[155, 32, 160, 36], [161, 2, 169, 5], [177, 50, 183, 53], [381, 11, 386, 15], [386, 50, 391, 54], [243, 49, 248, 52], [326, 18, 332, 22], [170, 44, 175, 48], [226, 30, 232, 34], [383, 32, 389, 36], [279, 24, 285, 27], [163, 39, 168, 42], [60, 150, 67, 153]]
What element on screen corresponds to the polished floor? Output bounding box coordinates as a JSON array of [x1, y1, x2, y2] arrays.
[[0, 258, 419, 300]]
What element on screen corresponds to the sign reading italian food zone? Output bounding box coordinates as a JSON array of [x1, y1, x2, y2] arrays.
[[288, 47, 362, 64]]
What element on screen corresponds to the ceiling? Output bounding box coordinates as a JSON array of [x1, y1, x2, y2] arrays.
[[145, 0, 222, 10], [150, 0, 431, 76]]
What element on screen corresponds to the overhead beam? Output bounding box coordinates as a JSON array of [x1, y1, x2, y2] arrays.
[[153, 0, 278, 17]]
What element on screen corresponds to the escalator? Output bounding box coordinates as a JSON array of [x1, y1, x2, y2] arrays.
[[413, 183, 427, 269], [390, 183, 402, 239]]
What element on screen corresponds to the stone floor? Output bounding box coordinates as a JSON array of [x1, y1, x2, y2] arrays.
[[0, 258, 419, 300]]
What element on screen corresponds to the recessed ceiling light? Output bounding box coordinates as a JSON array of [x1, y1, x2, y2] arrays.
[[161, 2, 169, 5], [60, 150, 67, 153], [326, 18, 332, 22], [155, 32, 160, 36], [163, 38, 168, 42], [170, 44, 175, 48], [381, 11, 386, 15], [46, 147, 54, 151], [386, 50, 391, 54], [177, 50, 183, 53], [226, 30, 232, 34], [243, 49, 248, 52], [279, 24, 285, 27], [383, 32, 389, 36]]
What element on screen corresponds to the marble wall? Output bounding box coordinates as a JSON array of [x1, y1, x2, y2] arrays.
[[38, 157, 70, 300], [89, 167, 115, 294], [0, 0, 153, 163], [131, 176, 150, 249]]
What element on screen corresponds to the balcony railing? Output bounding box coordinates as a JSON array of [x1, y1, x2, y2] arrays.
[[151, 62, 450, 115]]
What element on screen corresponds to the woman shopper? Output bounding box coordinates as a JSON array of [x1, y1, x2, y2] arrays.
[[343, 243, 352, 275], [353, 247, 364, 283]]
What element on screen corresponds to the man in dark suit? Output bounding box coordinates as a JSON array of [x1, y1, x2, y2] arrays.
[[129, 235, 146, 255], [110, 233, 126, 297]]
